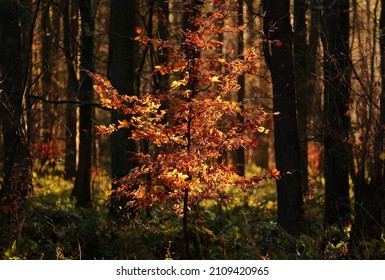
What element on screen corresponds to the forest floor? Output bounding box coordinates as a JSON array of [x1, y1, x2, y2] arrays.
[[1, 165, 383, 260]]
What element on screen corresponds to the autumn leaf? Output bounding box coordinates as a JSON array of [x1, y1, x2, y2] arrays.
[[269, 169, 281, 180], [210, 76, 220, 83], [94, 0, 272, 220], [257, 126, 266, 133], [274, 40, 283, 47]]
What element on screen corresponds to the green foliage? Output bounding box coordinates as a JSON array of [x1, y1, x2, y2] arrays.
[[1, 167, 384, 259]]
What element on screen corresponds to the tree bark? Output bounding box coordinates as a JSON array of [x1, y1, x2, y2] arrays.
[[236, 0, 245, 176], [0, 0, 33, 211], [263, 0, 304, 234], [73, 0, 95, 207], [321, 0, 351, 225], [350, 0, 384, 255], [294, 0, 309, 194], [63, 0, 79, 180], [107, 0, 139, 219]]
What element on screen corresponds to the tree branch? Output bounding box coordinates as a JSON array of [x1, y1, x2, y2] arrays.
[[26, 94, 110, 110]]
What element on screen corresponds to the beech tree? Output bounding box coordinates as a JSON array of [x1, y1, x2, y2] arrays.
[[95, 0, 274, 258], [263, 0, 303, 234], [236, 0, 245, 176]]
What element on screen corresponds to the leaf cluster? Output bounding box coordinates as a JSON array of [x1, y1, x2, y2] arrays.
[[94, 0, 275, 218]]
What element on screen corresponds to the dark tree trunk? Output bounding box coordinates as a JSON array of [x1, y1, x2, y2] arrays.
[[73, 0, 95, 207], [107, 0, 139, 219], [236, 0, 245, 176], [294, 0, 309, 193], [263, 0, 304, 235], [350, 0, 385, 255], [181, 0, 203, 259], [321, 0, 351, 225], [63, 0, 79, 180], [157, 0, 170, 89], [0, 0, 33, 211]]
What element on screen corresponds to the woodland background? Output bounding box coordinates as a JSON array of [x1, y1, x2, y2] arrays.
[[1, 0, 385, 259]]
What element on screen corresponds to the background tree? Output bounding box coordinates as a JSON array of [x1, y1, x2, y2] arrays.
[[73, 0, 95, 207], [107, 0, 139, 218], [0, 0, 33, 215], [294, 0, 309, 194], [263, 0, 303, 234], [320, 0, 352, 226], [350, 0, 384, 254], [62, 0, 79, 180]]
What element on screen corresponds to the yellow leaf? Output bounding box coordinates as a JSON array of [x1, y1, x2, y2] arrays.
[[257, 126, 265, 133], [171, 80, 182, 88], [171, 61, 187, 72], [178, 173, 189, 179], [210, 76, 220, 83], [379, 152, 385, 161]]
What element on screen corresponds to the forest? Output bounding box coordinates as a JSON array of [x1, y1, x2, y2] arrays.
[[1, 0, 385, 260]]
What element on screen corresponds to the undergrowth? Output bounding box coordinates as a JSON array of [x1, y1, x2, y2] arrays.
[[1, 167, 384, 259]]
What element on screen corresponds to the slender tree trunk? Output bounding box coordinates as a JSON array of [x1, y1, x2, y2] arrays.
[[294, 0, 309, 193], [73, 0, 95, 207], [321, 0, 351, 225], [63, 0, 79, 180], [40, 0, 54, 142], [236, 0, 245, 176], [181, 0, 202, 258], [263, 0, 303, 234], [350, 0, 384, 255]]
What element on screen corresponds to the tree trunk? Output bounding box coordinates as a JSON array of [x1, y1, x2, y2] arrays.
[[350, 0, 385, 256], [63, 0, 79, 180], [321, 0, 351, 225], [73, 0, 95, 207], [107, 0, 139, 219], [263, 0, 304, 235], [294, 0, 309, 194], [236, 0, 245, 176], [0, 0, 33, 212]]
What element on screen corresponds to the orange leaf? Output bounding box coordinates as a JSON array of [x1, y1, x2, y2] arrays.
[[274, 40, 283, 47], [269, 169, 281, 180]]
